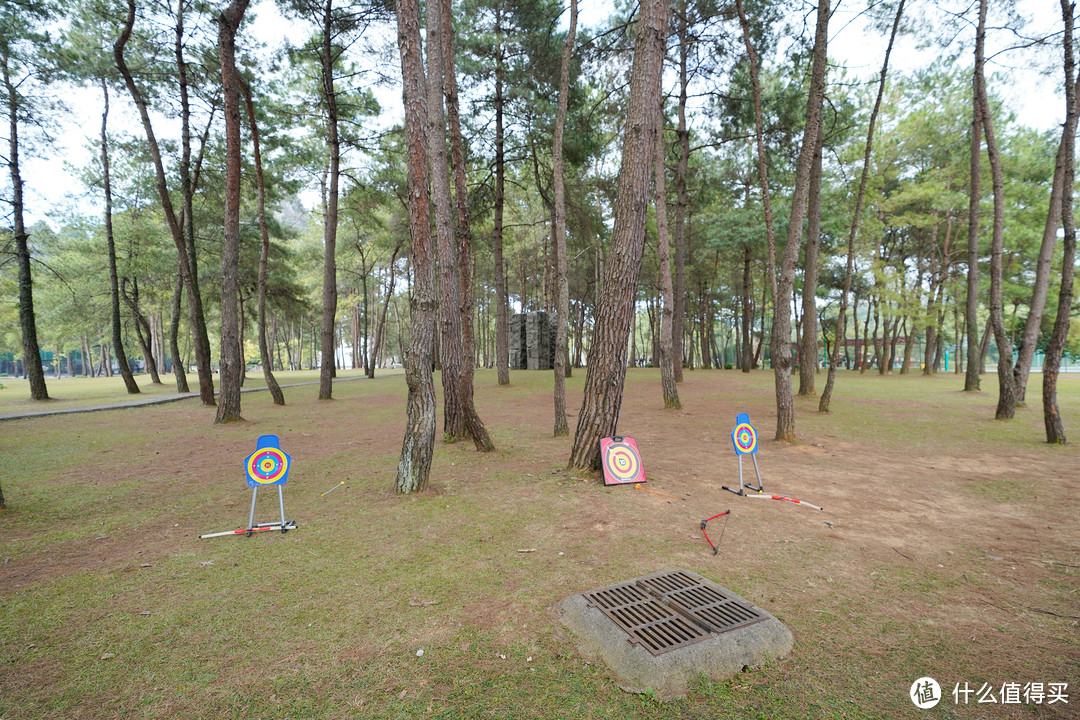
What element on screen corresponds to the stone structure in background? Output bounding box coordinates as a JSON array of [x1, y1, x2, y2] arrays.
[[509, 311, 556, 370]]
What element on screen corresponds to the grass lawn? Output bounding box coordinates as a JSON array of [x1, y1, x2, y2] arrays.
[[1, 368, 1077, 719]]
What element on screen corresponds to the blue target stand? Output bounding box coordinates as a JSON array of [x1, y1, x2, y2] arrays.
[[722, 413, 765, 497], [199, 435, 297, 539]]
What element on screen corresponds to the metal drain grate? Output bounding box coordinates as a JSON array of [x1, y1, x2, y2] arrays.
[[636, 570, 765, 635], [583, 570, 765, 656], [584, 582, 710, 655]]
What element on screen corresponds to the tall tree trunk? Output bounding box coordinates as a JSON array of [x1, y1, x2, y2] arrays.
[[963, 32, 983, 393], [100, 79, 139, 395], [1044, 0, 1077, 444], [772, 0, 829, 441], [552, 0, 577, 434], [215, 0, 249, 423], [973, 0, 1016, 418], [240, 77, 284, 405], [3, 57, 47, 401], [569, 0, 670, 470], [395, 0, 438, 493], [318, 0, 340, 400], [673, 2, 689, 383], [438, 0, 492, 450], [798, 123, 824, 396], [655, 115, 680, 408], [117, 0, 214, 406], [425, 0, 468, 442], [735, 0, 778, 313], [493, 10, 510, 386]]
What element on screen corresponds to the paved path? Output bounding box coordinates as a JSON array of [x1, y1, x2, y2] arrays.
[[0, 374, 396, 421]]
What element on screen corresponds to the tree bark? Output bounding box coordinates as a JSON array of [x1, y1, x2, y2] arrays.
[[772, 0, 829, 441], [3, 56, 47, 401], [240, 77, 284, 405], [214, 0, 249, 423], [100, 79, 139, 395], [1044, 0, 1077, 444], [116, 0, 215, 406], [673, 2, 690, 383], [974, 0, 1017, 419], [425, 0, 469, 442], [963, 26, 983, 393], [552, 0, 577, 435], [655, 106, 680, 408], [569, 0, 670, 470], [318, 0, 340, 400], [395, 0, 438, 493], [798, 122, 824, 396], [439, 0, 493, 451], [493, 10, 510, 386]]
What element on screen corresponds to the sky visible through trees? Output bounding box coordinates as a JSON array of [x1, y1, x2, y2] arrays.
[[21, 1, 1064, 225]]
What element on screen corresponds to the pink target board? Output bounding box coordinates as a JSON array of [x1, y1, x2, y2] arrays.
[[600, 436, 647, 486]]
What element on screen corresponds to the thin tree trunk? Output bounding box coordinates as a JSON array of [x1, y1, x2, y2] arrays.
[[569, 0, 670, 470], [973, 0, 1016, 418], [552, 0, 577, 434], [673, 2, 689, 383], [493, 11, 510, 386], [318, 0, 340, 400], [3, 57, 47, 401], [371, 243, 401, 378], [240, 76, 284, 405], [798, 122, 824, 395], [1016, 68, 1080, 401], [655, 116, 680, 408], [964, 34, 983, 393], [772, 0, 829, 440], [1044, 0, 1076, 444], [117, 0, 214, 406], [395, 0, 438, 493], [100, 79, 139, 395], [120, 277, 162, 384]]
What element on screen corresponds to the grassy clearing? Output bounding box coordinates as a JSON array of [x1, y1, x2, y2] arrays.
[[1, 369, 1078, 719], [0, 368, 386, 413]]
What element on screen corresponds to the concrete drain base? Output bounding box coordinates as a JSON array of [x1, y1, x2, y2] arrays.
[[554, 569, 794, 700]]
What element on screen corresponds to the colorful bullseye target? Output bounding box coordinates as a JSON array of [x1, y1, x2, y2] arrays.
[[730, 413, 758, 456], [245, 435, 291, 487], [600, 436, 646, 486], [732, 423, 757, 454]]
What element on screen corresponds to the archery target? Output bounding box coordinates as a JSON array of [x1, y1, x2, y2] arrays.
[[245, 435, 291, 487], [600, 436, 647, 486], [731, 422, 758, 455]]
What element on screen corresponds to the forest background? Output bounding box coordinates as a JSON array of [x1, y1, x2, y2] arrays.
[[3, 0, 1080, 481]]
